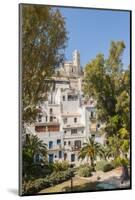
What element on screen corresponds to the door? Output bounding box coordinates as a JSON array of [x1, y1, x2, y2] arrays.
[[49, 154, 54, 163]]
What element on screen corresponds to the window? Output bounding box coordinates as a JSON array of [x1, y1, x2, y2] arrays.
[[35, 154, 40, 163], [59, 151, 62, 159], [71, 129, 77, 134], [38, 114, 42, 122], [57, 139, 61, 145], [91, 134, 95, 138], [91, 111, 94, 118], [49, 154, 54, 163], [63, 118, 67, 124], [64, 130, 67, 134], [64, 153, 67, 160], [68, 141, 71, 146], [50, 108, 53, 114], [49, 141, 53, 149], [64, 141, 66, 146], [90, 111, 96, 118], [63, 96, 65, 101], [71, 154, 75, 162], [74, 118, 77, 123], [74, 140, 81, 149], [68, 95, 78, 101], [46, 116, 48, 122], [50, 116, 53, 122]]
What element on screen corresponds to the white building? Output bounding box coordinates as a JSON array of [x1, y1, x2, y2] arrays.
[[26, 50, 102, 166]]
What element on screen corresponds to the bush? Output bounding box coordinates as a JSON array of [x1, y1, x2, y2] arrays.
[[23, 164, 54, 180], [22, 177, 51, 194], [95, 160, 109, 171], [78, 165, 92, 177], [22, 168, 74, 195], [103, 163, 114, 172], [53, 161, 69, 172]]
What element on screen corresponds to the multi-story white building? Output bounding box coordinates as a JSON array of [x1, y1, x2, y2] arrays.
[[26, 50, 103, 166]]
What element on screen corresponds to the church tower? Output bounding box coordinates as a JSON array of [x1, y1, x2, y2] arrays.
[[72, 50, 80, 76]]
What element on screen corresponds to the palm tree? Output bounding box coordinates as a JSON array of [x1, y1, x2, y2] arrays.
[[23, 134, 47, 168], [22, 134, 48, 192], [78, 137, 102, 169]]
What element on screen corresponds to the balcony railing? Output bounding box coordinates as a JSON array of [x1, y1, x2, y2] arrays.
[[71, 145, 81, 151], [48, 144, 64, 151]]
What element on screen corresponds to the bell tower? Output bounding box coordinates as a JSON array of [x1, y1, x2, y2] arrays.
[[72, 50, 80, 75]]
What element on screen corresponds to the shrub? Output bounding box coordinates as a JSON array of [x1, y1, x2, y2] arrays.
[[22, 177, 52, 195], [78, 165, 92, 177], [22, 168, 74, 195], [103, 163, 114, 172], [53, 161, 70, 172], [95, 160, 109, 171]]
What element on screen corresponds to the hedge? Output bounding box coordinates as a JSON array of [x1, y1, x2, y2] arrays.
[[22, 168, 74, 195]]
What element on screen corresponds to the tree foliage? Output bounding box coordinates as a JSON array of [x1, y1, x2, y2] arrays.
[[23, 134, 47, 165], [84, 41, 130, 160], [78, 137, 102, 168], [22, 134, 47, 178], [21, 4, 67, 122]]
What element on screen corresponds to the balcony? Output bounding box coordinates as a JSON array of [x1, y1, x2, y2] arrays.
[[71, 145, 81, 151], [48, 144, 64, 151]]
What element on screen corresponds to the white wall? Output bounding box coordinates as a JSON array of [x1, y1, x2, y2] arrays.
[[62, 100, 80, 113], [38, 131, 64, 148], [40, 102, 61, 122], [63, 128, 84, 137], [0, 1, 134, 200], [62, 116, 82, 125]]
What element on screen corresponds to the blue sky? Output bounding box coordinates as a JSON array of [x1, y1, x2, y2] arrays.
[[59, 7, 130, 69]]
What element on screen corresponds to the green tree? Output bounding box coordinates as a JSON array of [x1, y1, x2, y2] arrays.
[[99, 146, 112, 161], [78, 137, 102, 169], [21, 4, 67, 122], [84, 41, 130, 161], [22, 134, 47, 176]]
